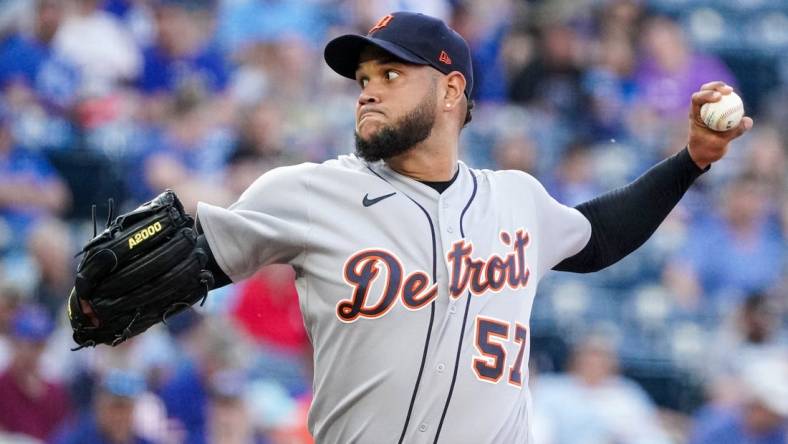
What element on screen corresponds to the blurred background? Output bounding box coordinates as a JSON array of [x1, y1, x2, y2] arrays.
[[0, 0, 785, 443]]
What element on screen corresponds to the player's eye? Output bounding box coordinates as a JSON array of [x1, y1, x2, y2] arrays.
[[358, 78, 369, 89], [385, 70, 400, 81]]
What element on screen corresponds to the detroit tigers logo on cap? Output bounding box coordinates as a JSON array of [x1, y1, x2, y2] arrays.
[[368, 14, 394, 34]]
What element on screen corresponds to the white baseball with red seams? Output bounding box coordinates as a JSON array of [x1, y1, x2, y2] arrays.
[[700, 91, 744, 132]]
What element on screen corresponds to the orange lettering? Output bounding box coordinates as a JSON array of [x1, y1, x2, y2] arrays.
[[369, 14, 394, 34]]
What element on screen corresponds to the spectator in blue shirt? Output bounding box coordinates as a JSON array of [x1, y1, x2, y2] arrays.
[[158, 316, 250, 444], [139, 0, 228, 97], [159, 358, 209, 444], [53, 369, 154, 444], [690, 356, 788, 444], [666, 174, 784, 309], [0, 0, 79, 111], [0, 111, 70, 251]]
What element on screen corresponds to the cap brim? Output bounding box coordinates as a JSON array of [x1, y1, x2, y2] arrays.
[[324, 34, 430, 80]]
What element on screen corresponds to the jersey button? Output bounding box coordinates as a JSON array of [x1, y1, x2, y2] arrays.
[[419, 424, 428, 432], [436, 363, 446, 373], [447, 226, 454, 233], [449, 305, 456, 314]]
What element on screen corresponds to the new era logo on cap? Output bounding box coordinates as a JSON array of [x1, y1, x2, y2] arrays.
[[438, 51, 452, 65]]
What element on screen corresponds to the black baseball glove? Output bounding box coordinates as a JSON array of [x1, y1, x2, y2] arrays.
[[68, 190, 215, 349]]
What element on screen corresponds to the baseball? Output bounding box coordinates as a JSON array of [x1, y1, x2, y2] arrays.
[[700, 90, 744, 132]]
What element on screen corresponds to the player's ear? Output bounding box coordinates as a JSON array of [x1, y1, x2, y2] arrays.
[[442, 71, 466, 111]]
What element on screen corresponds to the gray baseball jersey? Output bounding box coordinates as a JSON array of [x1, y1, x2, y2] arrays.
[[197, 154, 591, 443]]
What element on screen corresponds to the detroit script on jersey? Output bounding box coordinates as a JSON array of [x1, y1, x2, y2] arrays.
[[337, 229, 531, 323], [197, 154, 591, 443]]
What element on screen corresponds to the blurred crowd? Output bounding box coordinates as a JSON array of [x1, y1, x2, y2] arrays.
[[0, 0, 785, 443]]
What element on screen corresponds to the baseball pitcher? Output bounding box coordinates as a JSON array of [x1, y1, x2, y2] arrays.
[[67, 12, 752, 444]]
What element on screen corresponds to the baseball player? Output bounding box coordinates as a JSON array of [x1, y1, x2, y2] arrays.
[[70, 11, 752, 443]]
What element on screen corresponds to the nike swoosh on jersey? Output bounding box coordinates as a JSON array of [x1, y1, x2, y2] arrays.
[[362, 192, 397, 207]]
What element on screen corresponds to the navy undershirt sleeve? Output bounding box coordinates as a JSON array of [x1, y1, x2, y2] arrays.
[[553, 147, 707, 273], [195, 217, 233, 289]]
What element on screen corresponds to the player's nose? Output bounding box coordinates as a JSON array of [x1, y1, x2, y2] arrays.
[[358, 90, 380, 106], [357, 80, 383, 106]]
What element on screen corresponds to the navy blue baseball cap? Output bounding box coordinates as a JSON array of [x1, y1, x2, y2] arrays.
[[324, 12, 474, 97]]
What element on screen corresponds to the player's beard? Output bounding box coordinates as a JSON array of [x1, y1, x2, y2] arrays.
[[354, 86, 437, 162]]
